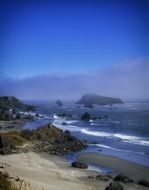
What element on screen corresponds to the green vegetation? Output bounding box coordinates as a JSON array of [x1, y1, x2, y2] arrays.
[[0, 111, 10, 120], [0, 96, 25, 110], [0, 172, 45, 190], [0, 172, 18, 190], [0, 124, 86, 155], [0, 96, 36, 111]]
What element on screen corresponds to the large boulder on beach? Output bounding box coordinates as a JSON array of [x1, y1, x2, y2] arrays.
[[71, 161, 88, 169], [114, 174, 133, 183], [95, 174, 109, 181], [137, 180, 149, 187], [105, 182, 123, 190]]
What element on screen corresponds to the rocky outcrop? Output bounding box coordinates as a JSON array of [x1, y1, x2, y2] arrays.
[[77, 94, 123, 106], [71, 162, 88, 169], [95, 174, 109, 181], [81, 112, 91, 121], [105, 182, 123, 190], [137, 180, 149, 187], [114, 174, 133, 183], [55, 100, 63, 106], [0, 96, 36, 111], [0, 124, 87, 155]]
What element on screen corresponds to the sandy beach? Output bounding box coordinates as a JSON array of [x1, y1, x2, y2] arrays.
[[0, 152, 101, 190], [0, 152, 148, 190]]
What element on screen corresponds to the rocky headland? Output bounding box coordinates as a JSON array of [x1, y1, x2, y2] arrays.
[[77, 93, 123, 106]]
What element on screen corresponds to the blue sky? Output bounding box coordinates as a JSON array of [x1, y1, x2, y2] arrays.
[[0, 0, 148, 78], [0, 0, 148, 99]]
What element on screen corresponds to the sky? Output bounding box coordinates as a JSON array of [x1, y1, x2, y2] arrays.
[[0, 0, 148, 100]]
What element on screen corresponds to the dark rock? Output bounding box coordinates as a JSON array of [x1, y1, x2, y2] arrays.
[[92, 117, 97, 120], [105, 175, 113, 179], [81, 112, 91, 120], [71, 162, 88, 169], [105, 182, 123, 190], [114, 174, 133, 183], [64, 130, 70, 135], [138, 180, 149, 187], [1, 147, 12, 155], [58, 113, 73, 118], [84, 104, 94, 108], [0, 136, 4, 149], [62, 122, 68, 125], [66, 135, 77, 141], [92, 141, 98, 144], [88, 176, 94, 179], [55, 100, 63, 106], [95, 174, 109, 181]]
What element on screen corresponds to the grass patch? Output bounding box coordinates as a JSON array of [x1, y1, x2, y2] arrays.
[[0, 172, 18, 190], [0, 172, 45, 190]]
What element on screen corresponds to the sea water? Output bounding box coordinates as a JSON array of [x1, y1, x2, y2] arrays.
[[23, 100, 149, 168]]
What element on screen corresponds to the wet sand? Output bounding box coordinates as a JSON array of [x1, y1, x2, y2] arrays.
[[77, 152, 149, 181]]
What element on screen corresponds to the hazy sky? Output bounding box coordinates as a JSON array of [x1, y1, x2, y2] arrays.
[[0, 0, 148, 99]]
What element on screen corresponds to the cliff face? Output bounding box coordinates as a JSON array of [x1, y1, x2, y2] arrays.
[[0, 96, 36, 111], [77, 94, 123, 105]]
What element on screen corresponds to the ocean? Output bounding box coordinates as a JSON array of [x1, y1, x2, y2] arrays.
[[23, 100, 149, 169]]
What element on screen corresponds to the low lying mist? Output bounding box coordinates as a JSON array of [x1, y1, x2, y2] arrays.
[[0, 58, 148, 100]]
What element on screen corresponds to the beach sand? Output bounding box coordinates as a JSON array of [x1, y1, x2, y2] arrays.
[[0, 152, 148, 190]]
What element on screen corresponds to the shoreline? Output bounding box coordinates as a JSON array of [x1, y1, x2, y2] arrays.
[[0, 117, 149, 189], [77, 152, 149, 181]]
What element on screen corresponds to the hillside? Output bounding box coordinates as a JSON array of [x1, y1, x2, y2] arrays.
[[0, 96, 35, 111]]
